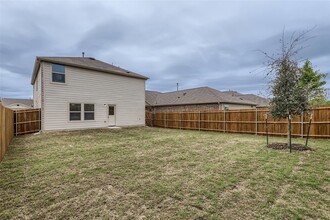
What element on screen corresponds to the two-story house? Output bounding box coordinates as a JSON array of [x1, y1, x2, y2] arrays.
[[31, 56, 148, 131]]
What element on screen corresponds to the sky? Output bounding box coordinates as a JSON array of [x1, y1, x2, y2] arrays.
[[0, 0, 329, 99]]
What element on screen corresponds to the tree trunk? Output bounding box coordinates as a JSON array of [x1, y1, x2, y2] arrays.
[[288, 115, 292, 153]]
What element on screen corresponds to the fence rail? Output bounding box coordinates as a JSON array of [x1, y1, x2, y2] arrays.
[[14, 109, 41, 136], [146, 106, 330, 138], [0, 105, 14, 161]]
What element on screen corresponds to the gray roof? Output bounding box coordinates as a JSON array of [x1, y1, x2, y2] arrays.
[[222, 91, 270, 107], [145, 90, 162, 105], [146, 87, 258, 106], [1, 98, 33, 107], [31, 56, 148, 84]]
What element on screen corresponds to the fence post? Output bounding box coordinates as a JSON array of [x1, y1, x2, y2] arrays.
[[198, 111, 201, 131], [266, 113, 268, 145], [39, 109, 42, 131], [15, 111, 17, 136], [151, 112, 153, 127], [180, 112, 182, 129], [301, 112, 304, 138], [165, 112, 167, 128], [223, 109, 226, 133], [255, 108, 258, 135]]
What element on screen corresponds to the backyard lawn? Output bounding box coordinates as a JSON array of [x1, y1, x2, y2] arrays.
[[0, 127, 329, 219]]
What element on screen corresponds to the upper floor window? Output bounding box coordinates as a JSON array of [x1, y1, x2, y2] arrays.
[[52, 64, 65, 83]]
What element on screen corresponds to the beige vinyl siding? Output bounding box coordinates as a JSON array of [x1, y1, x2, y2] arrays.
[[42, 62, 145, 131], [33, 68, 42, 108]]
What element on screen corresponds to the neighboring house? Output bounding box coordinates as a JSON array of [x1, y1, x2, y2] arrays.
[[222, 91, 270, 108], [0, 98, 34, 110], [31, 56, 148, 131], [146, 87, 260, 112]]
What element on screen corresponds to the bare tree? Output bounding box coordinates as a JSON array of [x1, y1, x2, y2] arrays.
[[262, 29, 311, 152]]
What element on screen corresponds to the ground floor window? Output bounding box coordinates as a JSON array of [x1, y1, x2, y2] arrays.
[[70, 103, 81, 121], [69, 103, 95, 121], [84, 104, 94, 120]]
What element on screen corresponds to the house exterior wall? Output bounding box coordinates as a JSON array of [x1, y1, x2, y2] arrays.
[[40, 62, 145, 131], [33, 68, 42, 108], [150, 103, 255, 112]]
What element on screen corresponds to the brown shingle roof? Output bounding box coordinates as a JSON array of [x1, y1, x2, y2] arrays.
[[222, 91, 270, 107], [146, 87, 258, 106], [31, 56, 148, 84], [145, 90, 161, 106]]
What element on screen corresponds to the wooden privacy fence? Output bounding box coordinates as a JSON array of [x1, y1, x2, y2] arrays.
[[0, 105, 14, 161], [14, 109, 41, 136], [146, 106, 330, 138]]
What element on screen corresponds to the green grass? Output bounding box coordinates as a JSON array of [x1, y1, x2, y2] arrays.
[[0, 127, 329, 219]]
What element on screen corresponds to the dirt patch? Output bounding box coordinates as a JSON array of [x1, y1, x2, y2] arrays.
[[266, 143, 312, 151]]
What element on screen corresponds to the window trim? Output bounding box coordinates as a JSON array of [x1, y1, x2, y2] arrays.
[[51, 64, 66, 83], [84, 103, 95, 121]]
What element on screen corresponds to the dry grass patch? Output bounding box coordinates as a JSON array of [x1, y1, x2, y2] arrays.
[[0, 127, 329, 219]]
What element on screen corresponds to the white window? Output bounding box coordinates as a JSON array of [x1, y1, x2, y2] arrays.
[[69, 103, 81, 121], [84, 104, 94, 120], [52, 64, 65, 83]]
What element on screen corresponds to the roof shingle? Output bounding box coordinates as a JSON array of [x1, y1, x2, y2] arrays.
[[146, 87, 259, 106]]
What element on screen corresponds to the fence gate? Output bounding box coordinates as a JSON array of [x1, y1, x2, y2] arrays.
[[14, 109, 41, 136]]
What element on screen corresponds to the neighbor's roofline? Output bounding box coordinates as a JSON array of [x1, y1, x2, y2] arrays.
[[151, 101, 257, 107], [31, 56, 149, 85]]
